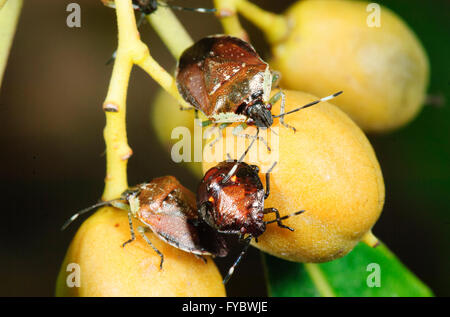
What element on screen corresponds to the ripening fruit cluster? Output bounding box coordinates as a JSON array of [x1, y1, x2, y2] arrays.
[[270, 0, 428, 133], [58, 0, 428, 296]]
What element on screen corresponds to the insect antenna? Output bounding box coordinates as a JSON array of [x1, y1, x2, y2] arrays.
[[221, 129, 258, 184], [264, 210, 306, 226], [157, 1, 216, 13], [223, 235, 253, 284], [273, 91, 343, 118], [61, 200, 117, 231]]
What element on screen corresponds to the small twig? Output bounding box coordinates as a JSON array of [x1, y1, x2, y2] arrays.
[[0, 0, 23, 89], [102, 0, 189, 200], [145, 7, 194, 60], [234, 0, 289, 44], [214, 0, 249, 41]]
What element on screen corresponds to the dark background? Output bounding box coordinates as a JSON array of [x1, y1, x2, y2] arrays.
[[0, 0, 448, 296]]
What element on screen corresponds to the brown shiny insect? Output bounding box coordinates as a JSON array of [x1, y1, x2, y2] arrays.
[[62, 176, 228, 268], [197, 145, 305, 283], [176, 35, 342, 142]]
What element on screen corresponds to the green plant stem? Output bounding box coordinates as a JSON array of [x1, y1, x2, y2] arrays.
[[214, 0, 248, 40], [304, 263, 336, 297], [0, 0, 23, 89], [0, 0, 8, 10], [145, 7, 193, 60], [235, 0, 289, 44]]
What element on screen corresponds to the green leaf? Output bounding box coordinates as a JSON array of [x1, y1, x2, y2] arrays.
[[263, 242, 433, 297]]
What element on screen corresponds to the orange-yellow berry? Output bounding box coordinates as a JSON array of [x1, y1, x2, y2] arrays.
[[56, 207, 226, 296], [203, 90, 385, 262]]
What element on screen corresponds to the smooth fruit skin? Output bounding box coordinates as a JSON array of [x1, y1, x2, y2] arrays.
[[151, 88, 203, 178], [203, 90, 385, 263], [270, 0, 429, 132], [56, 207, 226, 297]]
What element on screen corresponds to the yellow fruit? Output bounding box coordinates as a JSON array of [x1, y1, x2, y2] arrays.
[[151, 88, 203, 178], [202, 90, 385, 262], [56, 207, 226, 296], [270, 0, 429, 132]]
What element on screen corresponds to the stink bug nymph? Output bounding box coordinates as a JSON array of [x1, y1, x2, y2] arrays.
[[62, 176, 228, 269], [176, 35, 343, 143], [197, 142, 305, 283]]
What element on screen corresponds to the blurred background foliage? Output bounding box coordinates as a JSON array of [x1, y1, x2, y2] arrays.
[[0, 0, 448, 296]]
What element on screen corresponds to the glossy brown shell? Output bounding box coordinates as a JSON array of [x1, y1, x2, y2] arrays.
[[176, 35, 269, 117], [132, 176, 228, 257], [197, 162, 266, 237]]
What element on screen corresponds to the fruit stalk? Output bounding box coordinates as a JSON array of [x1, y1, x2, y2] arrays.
[[304, 263, 336, 297], [0, 0, 23, 89], [145, 7, 193, 60], [234, 0, 288, 44], [361, 230, 380, 248], [102, 0, 188, 200], [0, 0, 8, 10], [214, 0, 248, 40]]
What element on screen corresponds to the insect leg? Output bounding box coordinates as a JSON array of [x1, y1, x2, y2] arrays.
[[264, 208, 306, 231], [179, 105, 199, 120], [264, 161, 278, 199], [268, 90, 283, 105], [271, 70, 281, 88], [110, 200, 131, 211], [180, 105, 200, 120], [231, 122, 247, 136], [194, 254, 208, 263], [208, 123, 230, 148], [278, 91, 297, 133], [233, 124, 271, 152], [121, 212, 135, 248], [137, 226, 164, 270], [223, 235, 253, 284], [179, 105, 196, 111]]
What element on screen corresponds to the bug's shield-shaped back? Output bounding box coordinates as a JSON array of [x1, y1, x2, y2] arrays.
[[176, 35, 269, 117], [135, 176, 228, 257]]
